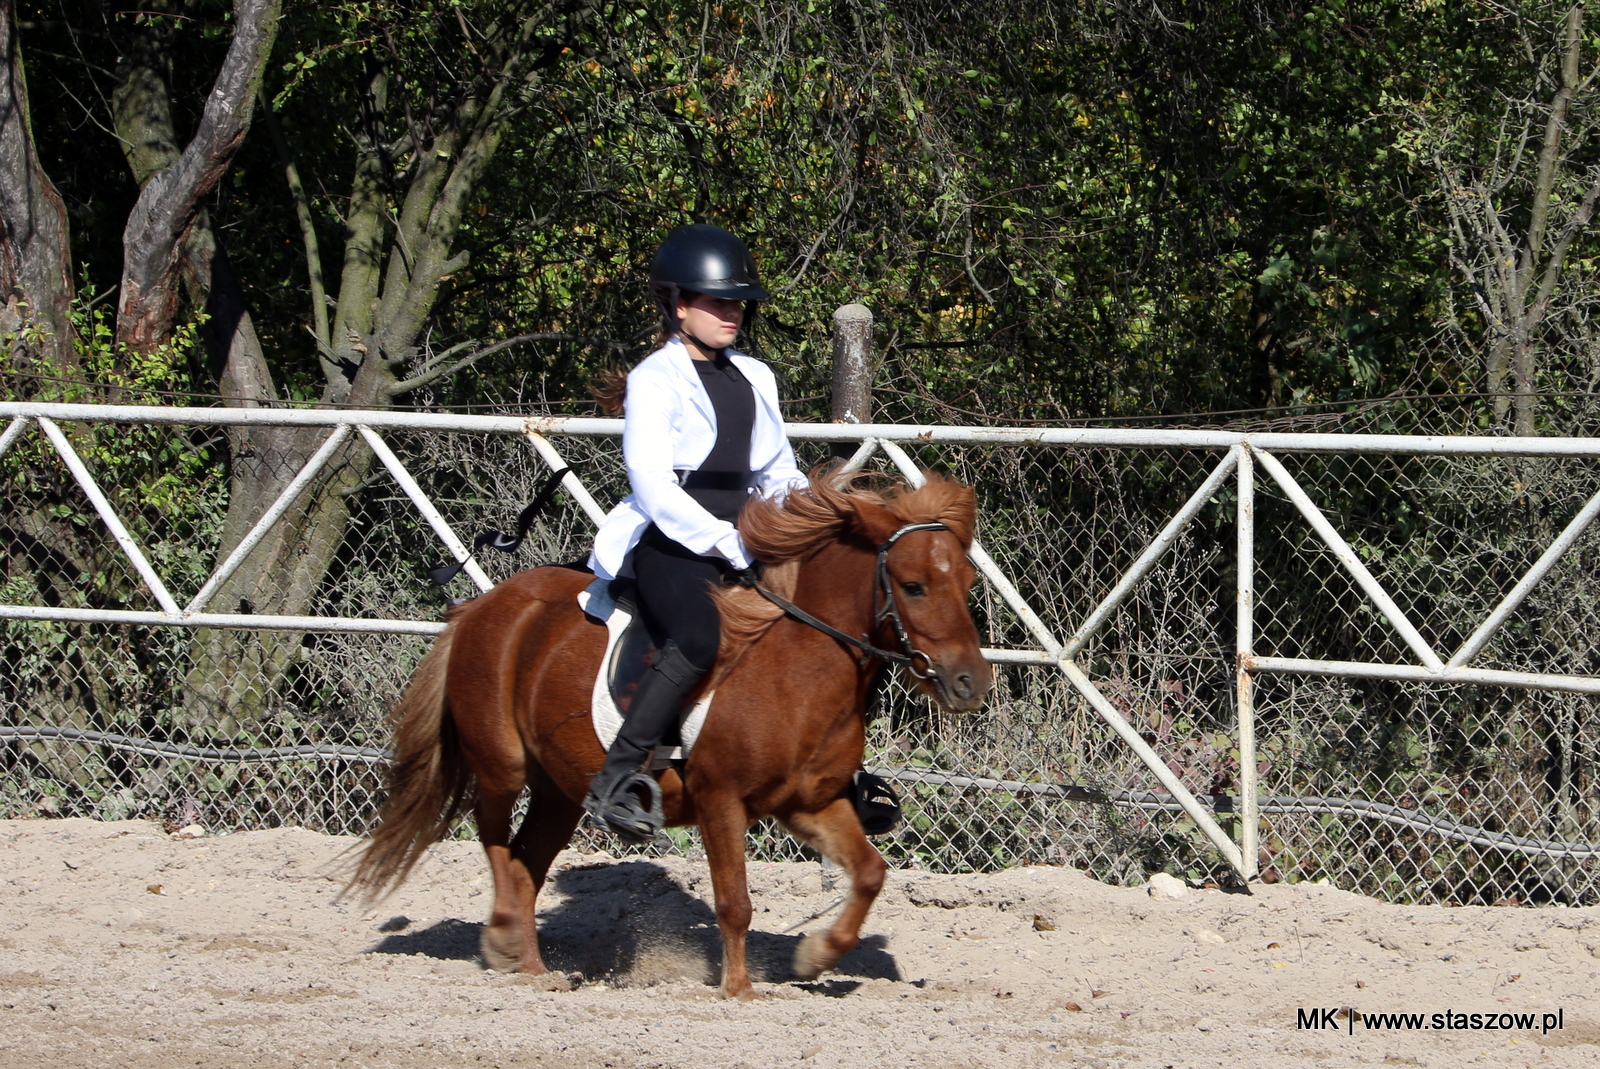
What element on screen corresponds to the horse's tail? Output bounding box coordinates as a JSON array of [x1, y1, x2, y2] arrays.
[[341, 620, 473, 903]]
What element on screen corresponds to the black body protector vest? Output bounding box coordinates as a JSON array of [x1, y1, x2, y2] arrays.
[[680, 353, 756, 522]]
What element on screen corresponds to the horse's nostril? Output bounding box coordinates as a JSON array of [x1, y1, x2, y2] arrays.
[[952, 672, 975, 700]]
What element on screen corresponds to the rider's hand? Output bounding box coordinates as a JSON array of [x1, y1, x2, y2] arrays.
[[730, 565, 761, 588]]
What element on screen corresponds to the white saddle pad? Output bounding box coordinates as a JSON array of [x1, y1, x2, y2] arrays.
[[579, 578, 713, 769]]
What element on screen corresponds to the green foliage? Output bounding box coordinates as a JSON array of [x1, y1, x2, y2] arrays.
[[3, 282, 223, 595], [13, 1, 1585, 422]]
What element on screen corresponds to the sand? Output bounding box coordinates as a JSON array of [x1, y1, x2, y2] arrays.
[[2, 817, 1597, 1068]]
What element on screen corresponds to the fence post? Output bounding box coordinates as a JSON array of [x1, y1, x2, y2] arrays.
[[830, 303, 873, 460], [1236, 446, 1259, 881]]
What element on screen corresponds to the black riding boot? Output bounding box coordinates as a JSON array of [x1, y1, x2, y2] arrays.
[[584, 641, 705, 843]]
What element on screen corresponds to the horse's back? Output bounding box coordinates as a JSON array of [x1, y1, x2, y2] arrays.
[[448, 564, 592, 649]]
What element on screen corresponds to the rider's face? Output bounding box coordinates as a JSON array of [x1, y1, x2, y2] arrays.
[[676, 292, 744, 355]]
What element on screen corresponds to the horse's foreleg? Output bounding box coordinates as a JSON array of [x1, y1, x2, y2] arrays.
[[697, 795, 758, 1000], [779, 797, 887, 981], [506, 764, 583, 976]]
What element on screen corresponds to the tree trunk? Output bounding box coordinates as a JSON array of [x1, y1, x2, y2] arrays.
[[114, 0, 280, 355], [0, 0, 74, 375], [182, 438, 367, 737], [1500, 4, 1585, 438], [105, 1, 320, 735]]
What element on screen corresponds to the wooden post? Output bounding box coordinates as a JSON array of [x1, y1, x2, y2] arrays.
[[830, 303, 872, 460]]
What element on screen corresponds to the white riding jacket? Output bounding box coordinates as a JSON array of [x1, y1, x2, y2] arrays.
[[587, 337, 807, 581]]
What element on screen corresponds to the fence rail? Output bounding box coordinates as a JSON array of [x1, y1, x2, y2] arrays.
[[4, 401, 1600, 904]]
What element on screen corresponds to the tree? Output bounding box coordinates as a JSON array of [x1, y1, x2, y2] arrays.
[[174, 1, 601, 730], [1424, 2, 1600, 436], [113, 0, 279, 364], [0, 0, 72, 375], [0, 0, 1554, 740]]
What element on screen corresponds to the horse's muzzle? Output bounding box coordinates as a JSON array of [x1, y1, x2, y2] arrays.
[[926, 661, 991, 712]]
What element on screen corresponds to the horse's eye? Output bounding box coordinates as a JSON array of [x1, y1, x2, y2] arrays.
[[901, 582, 925, 597]]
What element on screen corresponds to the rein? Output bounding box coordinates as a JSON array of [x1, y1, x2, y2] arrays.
[[750, 521, 949, 678]]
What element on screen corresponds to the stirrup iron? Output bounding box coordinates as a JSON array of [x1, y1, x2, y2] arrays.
[[584, 768, 664, 845], [849, 770, 902, 837]]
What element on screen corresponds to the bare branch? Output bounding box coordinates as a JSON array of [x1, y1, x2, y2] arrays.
[[1522, 5, 1582, 283], [1525, 171, 1600, 329], [962, 224, 996, 306], [388, 332, 630, 396], [778, 185, 853, 294]]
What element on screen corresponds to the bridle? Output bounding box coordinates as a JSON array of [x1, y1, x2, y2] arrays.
[[749, 521, 949, 680]]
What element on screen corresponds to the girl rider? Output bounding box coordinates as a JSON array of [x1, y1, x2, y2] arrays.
[[584, 224, 807, 843]]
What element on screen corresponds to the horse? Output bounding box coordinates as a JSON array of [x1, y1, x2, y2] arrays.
[[344, 471, 992, 999]]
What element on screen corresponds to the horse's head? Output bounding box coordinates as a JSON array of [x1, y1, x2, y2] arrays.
[[848, 480, 993, 713]]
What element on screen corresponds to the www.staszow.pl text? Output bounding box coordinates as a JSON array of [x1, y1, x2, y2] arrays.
[[1298, 1008, 1564, 1034]]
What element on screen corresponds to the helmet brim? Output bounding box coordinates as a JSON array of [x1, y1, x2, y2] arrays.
[[681, 280, 771, 302]]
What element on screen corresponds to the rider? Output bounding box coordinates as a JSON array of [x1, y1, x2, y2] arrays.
[[584, 223, 807, 842]]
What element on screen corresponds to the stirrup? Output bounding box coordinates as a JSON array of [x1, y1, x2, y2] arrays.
[[849, 770, 902, 837], [584, 769, 664, 845]]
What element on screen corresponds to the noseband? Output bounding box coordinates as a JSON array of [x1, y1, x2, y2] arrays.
[[750, 521, 949, 678]]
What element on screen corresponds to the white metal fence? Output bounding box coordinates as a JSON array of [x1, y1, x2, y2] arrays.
[[3, 401, 1599, 904]]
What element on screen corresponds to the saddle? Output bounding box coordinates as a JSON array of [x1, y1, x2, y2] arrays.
[[602, 578, 677, 739], [578, 577, 713, 766]]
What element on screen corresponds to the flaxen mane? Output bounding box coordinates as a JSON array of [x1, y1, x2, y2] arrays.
[[707, 468, 976, 687]]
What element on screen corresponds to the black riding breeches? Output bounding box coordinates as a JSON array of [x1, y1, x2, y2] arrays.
[[630, 523, 727, 674]]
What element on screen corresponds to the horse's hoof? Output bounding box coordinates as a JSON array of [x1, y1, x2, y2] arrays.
[[791, 932, 833, 981], [720, 983, 762, 1002], [480, 927, 522, 973], [513, 970, 575, 991]]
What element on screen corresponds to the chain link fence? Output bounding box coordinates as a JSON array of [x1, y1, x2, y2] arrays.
[[3, 400, 1598, 906]]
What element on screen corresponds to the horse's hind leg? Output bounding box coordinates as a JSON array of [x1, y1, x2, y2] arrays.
[[506, 764, 582, 975], [476, 784, 527, 972], [478, 766, 581, 975], [779, 798, 888, 981]]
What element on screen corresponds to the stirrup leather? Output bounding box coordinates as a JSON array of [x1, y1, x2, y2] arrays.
[[584, 768, 664, 845]]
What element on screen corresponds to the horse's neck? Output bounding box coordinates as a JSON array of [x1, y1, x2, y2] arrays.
[[793, 539, 879, 642], [770, 539, 880, 724]]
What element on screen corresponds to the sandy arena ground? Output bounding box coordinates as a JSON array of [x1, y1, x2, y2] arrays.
[[2, 818, 1598, 1068]]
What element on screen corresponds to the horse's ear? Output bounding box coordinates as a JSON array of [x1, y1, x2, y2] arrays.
[[849, 497, 903, 545], [935, 481, 978, 546]]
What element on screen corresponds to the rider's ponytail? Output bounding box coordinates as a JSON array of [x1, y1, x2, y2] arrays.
[[589, 367, 628, 415]]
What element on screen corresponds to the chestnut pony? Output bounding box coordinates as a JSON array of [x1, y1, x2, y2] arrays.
[[345, 472, 991, 999]]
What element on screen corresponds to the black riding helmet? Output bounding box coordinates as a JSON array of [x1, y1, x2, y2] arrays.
[[651, 223, 770, 300], [650, 225, 768, 336]]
